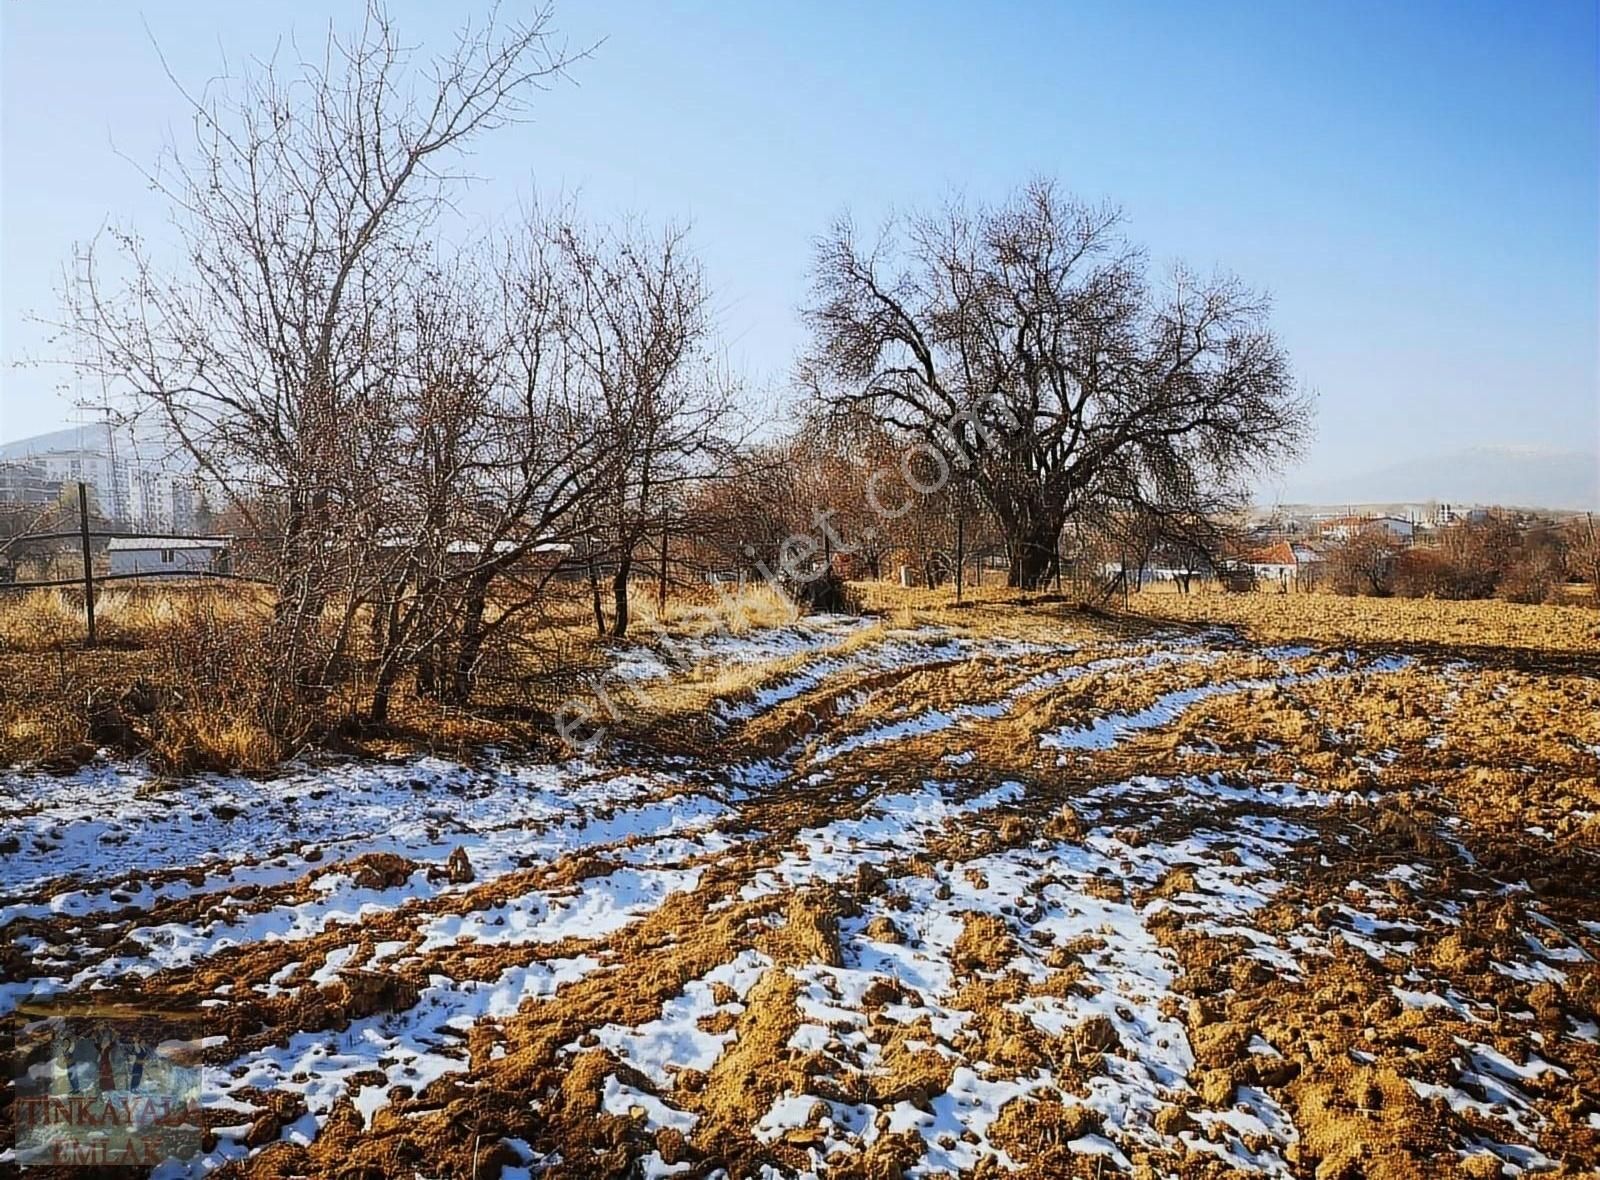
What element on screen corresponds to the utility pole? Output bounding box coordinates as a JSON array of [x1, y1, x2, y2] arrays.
[[78, 482, 96, 647]]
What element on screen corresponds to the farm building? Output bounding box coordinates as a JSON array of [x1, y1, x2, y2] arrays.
[[107, 537, 230, 577], [1363, 515, 1415, 542], [1289, 541, 1329, 588], [1242, 541, 1298, 590], [1098, 551, 1216, 589], [1318, 514, 1415, 544], [1238, 540, 1329, 590]]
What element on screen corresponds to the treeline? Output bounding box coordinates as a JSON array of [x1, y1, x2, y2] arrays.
[[60, 4, 1307, 732], [1329, 515, 1599, 604]]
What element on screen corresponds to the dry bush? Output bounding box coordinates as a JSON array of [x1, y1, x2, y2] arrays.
[[147, 709, 280, 774], [140, 592, 299, 771], [1, 697, 86, 766], [787, 569, 860, 614], [1327, 534, 1397, 596], [1390, 520, 1566, 605], [0, 585, 292, 772], [1391, 548, 1450, 599], [1497, 545, 1562, 605]]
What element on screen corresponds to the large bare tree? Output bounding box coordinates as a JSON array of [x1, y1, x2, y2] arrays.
[[803, 179, 1309, 588]]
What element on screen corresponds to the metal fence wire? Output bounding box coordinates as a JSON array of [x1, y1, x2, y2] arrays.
[[0, 482, 264, 647]]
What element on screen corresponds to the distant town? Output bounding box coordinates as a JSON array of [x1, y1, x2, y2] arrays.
[[0, 422, 210, 533]]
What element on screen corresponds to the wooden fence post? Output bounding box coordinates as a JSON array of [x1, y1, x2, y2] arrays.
[[657, 515, 670, 614], [77, 482, 96, 648], [954, 502, 965, 604]]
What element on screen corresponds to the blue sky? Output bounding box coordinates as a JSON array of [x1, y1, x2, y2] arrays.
[[2, 1, 1596, 500]]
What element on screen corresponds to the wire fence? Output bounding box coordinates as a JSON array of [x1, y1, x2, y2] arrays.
[[0, 482, 262, 646]]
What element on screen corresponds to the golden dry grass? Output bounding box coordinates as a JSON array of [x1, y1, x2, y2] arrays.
[[0, 578, 835, 771], [630, 580, 800, 636], [1122, 583, 1600, 653], [3, 575, 1595, 773], [0, 584, 274, 654]]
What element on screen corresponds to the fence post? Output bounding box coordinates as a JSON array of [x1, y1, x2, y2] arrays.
[[77, 482, 97, 648], [954, 503, 965, 604], [657, 514, 669, 614]]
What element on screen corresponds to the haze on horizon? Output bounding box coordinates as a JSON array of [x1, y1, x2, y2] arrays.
[[2, 0, 1596, 506]]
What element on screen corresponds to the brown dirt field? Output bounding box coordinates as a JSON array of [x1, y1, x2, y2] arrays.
[[3, 588, 1598, 1178]]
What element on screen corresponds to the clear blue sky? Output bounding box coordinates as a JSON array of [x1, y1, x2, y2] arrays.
[[3, 1, 1596, 500]]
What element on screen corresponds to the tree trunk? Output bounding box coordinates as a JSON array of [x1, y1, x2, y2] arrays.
[[585, 540, 606, 637], [368, 571, 411, 719], [954, 506, 965, 603], [448, 572, 495, 703], [1006, 520, 1061, 590], [1586, 514, 1599, 605], [657, 516, 669, 615], [369, 655, 403, 723], [610, 550, 633, 638]]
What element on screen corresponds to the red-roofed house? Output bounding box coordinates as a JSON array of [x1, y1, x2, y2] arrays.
[[1238, 540, 1329, 591], [1243, 541, 1297, 590]]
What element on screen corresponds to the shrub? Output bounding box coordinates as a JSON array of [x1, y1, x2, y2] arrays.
[[786, 569, 860, 615], [1387, 518, 1563, 604], [1498, 546, 1561, 605], [1328, 534, 1396, 597]]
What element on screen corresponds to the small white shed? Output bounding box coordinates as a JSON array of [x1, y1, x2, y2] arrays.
[[107, 537, 229, 577]]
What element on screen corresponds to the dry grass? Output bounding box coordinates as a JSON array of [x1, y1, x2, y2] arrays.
[[146, 709, 282, 773], [4, 575, 1595, 774], [0, 584, 273, 654], [0, 589, 87, 651], [1122, 583, 1600, 654], [0, 578, 829, 772], [629, 580, 800, 636]]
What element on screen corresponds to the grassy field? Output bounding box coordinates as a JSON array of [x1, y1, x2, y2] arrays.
[[7, 578, 1592, 774], [0, 579, 804, 772], [2, 582, 1598, 1177]]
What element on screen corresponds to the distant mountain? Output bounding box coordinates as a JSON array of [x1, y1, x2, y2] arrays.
[[1279, 445, 1599, 512], [0, 425, 107, 459], [0, 423, 192, 469]]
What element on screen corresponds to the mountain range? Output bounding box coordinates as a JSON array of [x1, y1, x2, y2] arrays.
[[1275, 445, 1598, 513]]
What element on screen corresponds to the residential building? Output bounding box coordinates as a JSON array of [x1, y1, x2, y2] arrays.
[[0, 460, 63, 506], [107, 537, 230, 577], [1317, 514, 1414, 544]]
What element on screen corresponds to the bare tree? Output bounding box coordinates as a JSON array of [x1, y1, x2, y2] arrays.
[[553, 220, 735, 638], [803, 179, 1308, 589], [351, 217, 632, 720], [1329, 531, 1397, 596], [64, 3, 581, 719], [686, 440, 809, 580], [1088, 498, 1232, 594], [809, 408, 906, 580], [1572, 513, 1600, 605]]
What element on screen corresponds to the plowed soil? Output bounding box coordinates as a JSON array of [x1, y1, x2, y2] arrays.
[[4, 595, 1598, 1178]]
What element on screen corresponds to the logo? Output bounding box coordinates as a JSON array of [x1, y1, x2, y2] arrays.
[[9, 999, 203, 1169]]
